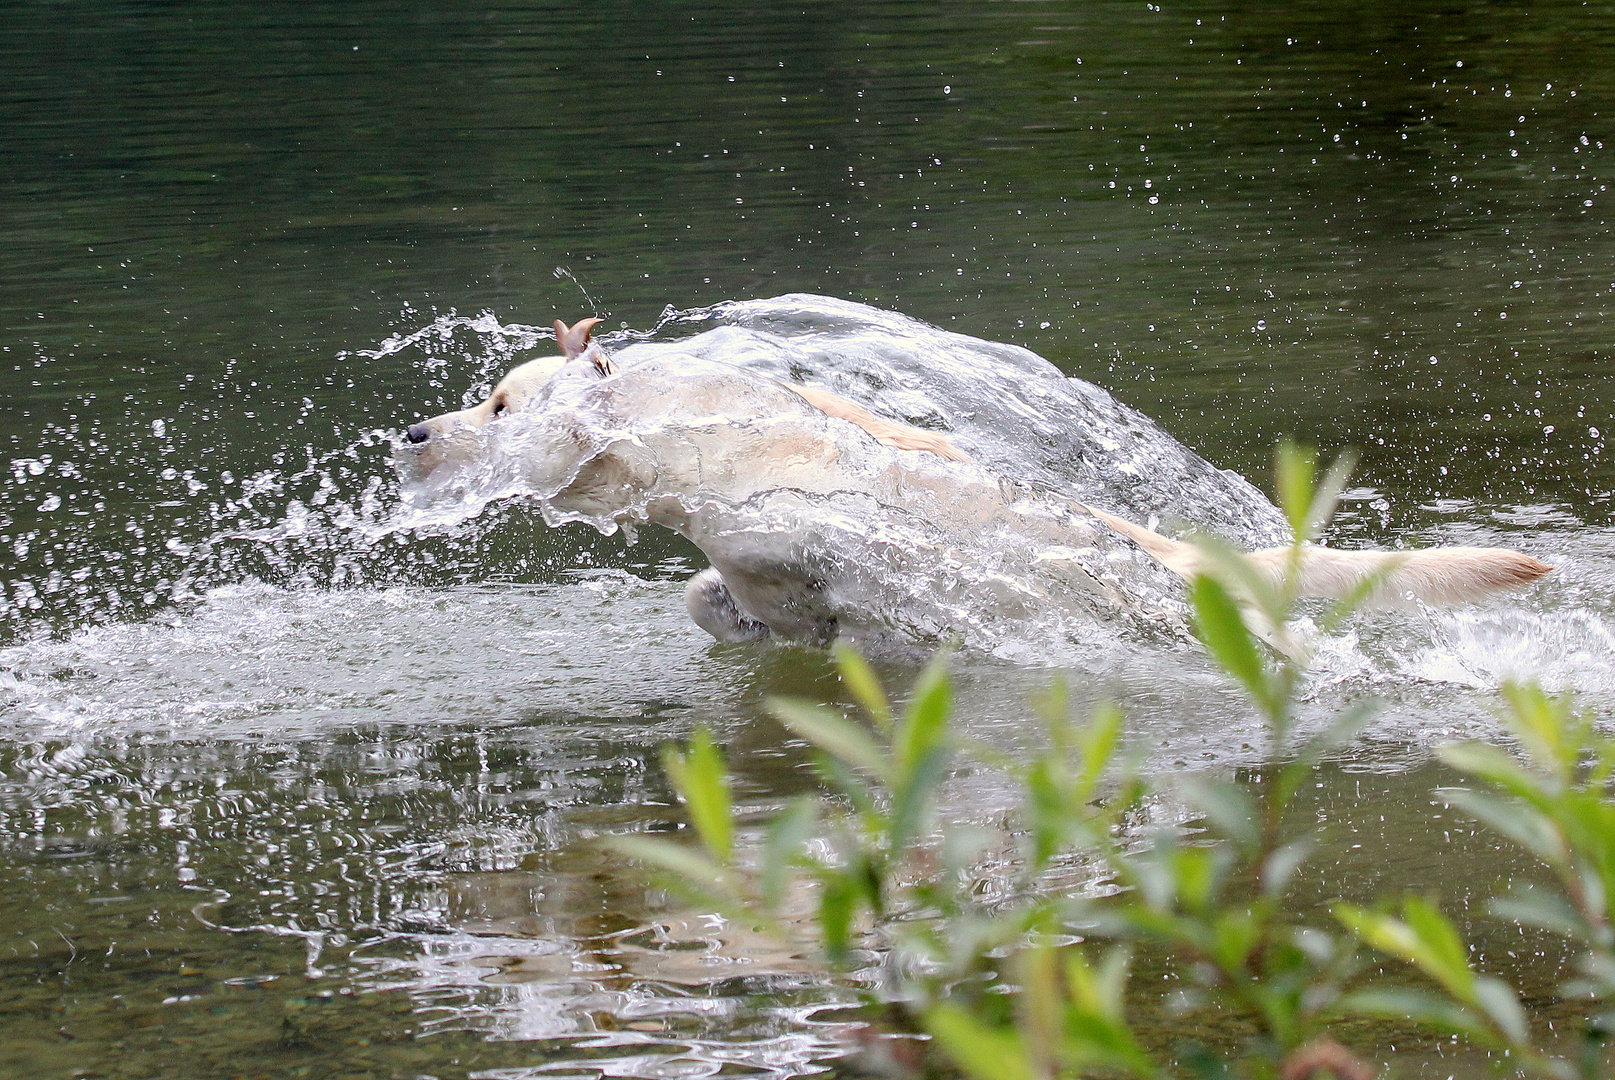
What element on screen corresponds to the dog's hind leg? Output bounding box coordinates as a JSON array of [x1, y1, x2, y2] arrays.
[[685, 568, 771, 642]]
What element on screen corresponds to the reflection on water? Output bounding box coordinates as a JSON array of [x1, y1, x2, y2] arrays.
[[0, 703, 848, 1079], [0, 668, 1584, 1080], [0, 577, 853, 1077], [1, 563, 1611, 1076], [3, 0, 1615, 1075]]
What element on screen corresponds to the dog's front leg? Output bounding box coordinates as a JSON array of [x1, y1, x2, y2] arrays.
[[684, 568, 771, 643]]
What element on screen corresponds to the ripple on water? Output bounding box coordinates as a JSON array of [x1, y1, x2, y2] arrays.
[[0, 297, 1611, 1080], [0, 574, 739, 736]]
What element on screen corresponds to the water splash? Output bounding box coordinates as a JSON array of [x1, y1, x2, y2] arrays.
[[1, 295, 1276, 648], [629, 295, 1290, 545], [0, 296, 1606, 1079], [0, 294, 1604, 719]]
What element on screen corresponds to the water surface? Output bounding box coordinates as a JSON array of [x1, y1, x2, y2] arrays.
[[2, 0, 1613, 1077]]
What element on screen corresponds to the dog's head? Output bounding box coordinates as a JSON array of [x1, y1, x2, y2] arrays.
[[403, 317, 611, 447], [397, 317, 618, 482]]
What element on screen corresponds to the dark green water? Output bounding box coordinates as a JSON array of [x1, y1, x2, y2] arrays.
[[8, 0, 1615, 499], [2, 1, 1614, 1077]]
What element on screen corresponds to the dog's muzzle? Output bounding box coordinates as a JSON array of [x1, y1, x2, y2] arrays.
[[404, 423, 432, 444]]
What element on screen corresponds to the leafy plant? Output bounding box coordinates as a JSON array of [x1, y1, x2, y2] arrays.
[[610, 443, 1607, 1080], [1338, 683, 1615, 1080]]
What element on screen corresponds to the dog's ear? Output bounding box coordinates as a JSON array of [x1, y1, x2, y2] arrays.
[[555, 317, 605, 360]]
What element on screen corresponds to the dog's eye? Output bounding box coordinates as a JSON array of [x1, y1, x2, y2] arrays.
[[491, 399, 508, 416]]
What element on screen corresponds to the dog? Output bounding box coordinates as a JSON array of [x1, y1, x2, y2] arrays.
[[399, 317, 1551, 646], [402, 317, 966, 464]]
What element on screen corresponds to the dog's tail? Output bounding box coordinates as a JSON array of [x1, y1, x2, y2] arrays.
[[1080, 504, 1552, 606], [1247, 544, 1554, 606], [1080, 504, 1201, 578]]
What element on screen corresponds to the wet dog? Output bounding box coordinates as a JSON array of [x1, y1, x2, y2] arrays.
[[400, 318, 1551, 645]]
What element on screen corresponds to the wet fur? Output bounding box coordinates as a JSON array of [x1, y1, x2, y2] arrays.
[[403, 319, 1552, 642], [1079, 505, 1551, 608]]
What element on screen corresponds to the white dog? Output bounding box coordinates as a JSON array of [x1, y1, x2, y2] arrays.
[[400, 317, 1550, 646]]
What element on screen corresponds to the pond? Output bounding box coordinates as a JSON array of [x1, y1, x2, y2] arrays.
[[1, 0, 1612, 1076]]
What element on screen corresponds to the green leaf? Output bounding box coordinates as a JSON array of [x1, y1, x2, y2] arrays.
[[759, 796, 818, 911], [1178, 1043, 1236, 1080], [1398, 895, 1480, 999], [1500, 681, 1582, 783], [1190, 573, 1276, 715], [1035, 675, 1073, 756], [767, 697, 889, 780], [1079, 702, 1126, 794], [852, 849, 886, 915], [1176, 775, 1259, 851], [926, 1002, 1040, 1080], [1473, 974, 1531, 1046], [1059, 948, 1164, 1079], [1317, 556, 1399, 633], [1080, 945, 1136, 1026], [1304, 448, 1358, 544], [1168, 845, 1230, 912], [810, 748, 880, 821], [1341, 897, 1483, 1006], [1339, 987, 1494, 1044], [1569, 954, 1615, 999], [1275, 439, 1355, 544], [1026, 758, 1067, 871], [1206, 908, 1262, 972], [1015, 944, 1062, 1073], [896, 650, 952, 784], [888, 744, 951, 853], [1438, 788, 1564, 864], [817, 870, 858, 963], [1276, 438, 1318, 542], [665, 728, 736, 863], [1489, 884, 1588, 940], [1261, 837, 1316, 898], [606, 835, 737, 897], [1437, 743, 1539, 801], [831, 642, 893, 732], [1275, 700, 1377, 809], [1190, 534, 1287, 633], [1288, 924, 1340, 965]]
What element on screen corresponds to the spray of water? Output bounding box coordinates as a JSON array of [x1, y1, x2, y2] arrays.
[[551, 266, 603, 322], [0, 294, 1606, 739]]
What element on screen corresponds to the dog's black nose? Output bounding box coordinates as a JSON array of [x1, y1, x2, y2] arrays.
[[404, 423, 432, 444]]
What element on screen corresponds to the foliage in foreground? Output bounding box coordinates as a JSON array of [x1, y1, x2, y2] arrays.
[[613, 444, 1608, 1080]]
